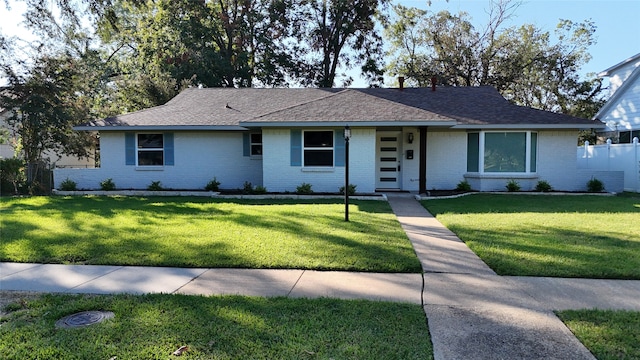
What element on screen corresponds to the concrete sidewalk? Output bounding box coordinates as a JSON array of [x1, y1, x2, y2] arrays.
[[1, 263, 422, 303], [387, 194, 640, 360], [2, 194, 640, 360]]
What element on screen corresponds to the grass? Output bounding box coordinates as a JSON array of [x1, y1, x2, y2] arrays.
[[557, 310, 640, 360], [0, 196, 421, 272], [0, 293, 433, 360], [420, 194, 640, 278]]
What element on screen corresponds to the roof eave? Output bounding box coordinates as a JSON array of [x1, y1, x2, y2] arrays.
[[240, 120, 458, 127], [453, 123, 606, 130], [73, 125, 249, 131]]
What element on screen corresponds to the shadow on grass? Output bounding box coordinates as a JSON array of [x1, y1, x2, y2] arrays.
[[0, 197, 422, 272], [1, 293, 433, 359], [421, 194, 640, 279]]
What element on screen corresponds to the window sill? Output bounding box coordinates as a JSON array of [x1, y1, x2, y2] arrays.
[[135, 166, 164, 171], [464, 173, 537, 179], [301, 167, 335, 173]]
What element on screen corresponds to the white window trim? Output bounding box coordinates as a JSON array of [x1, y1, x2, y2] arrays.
[[302, 130, 334, 168], [475, 130, 537, 175], [136, 133, 165, 167]]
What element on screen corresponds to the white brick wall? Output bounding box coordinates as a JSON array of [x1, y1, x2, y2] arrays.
[[425, 130, 468, 190], [55, 131, 262, 190], [54, 128, 609, 193], [262, 128, 376, 193]]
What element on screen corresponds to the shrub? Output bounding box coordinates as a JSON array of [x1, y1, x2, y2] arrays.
[[253, 185, 267, 194], [147, 181, 163, 191], [506, 179, 520, 192], [456, 180, 472, 192], [296, 182, 313, 194], [242, 181, 253, 194], [535, 180, 552, 192], [100, 178, 116, 191], [587, 177, 604, 193], [0, 157, 25, 195], [60, 178, 78, 191], [339, 184, 357, 196], [205, 177, 221, 191]]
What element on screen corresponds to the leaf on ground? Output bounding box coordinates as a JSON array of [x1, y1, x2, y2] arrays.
[[172, 345, 188, 356]]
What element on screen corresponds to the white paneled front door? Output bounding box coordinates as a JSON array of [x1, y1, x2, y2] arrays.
[[376, 131, 402, 190]]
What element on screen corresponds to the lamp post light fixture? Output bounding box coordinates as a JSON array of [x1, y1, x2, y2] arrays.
[[344, 125, 351, 222]]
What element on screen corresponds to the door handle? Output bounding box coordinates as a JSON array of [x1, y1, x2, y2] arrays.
[[397, 165, 401, 171]]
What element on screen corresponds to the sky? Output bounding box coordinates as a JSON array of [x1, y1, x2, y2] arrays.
[[1, 0, 639, 87]]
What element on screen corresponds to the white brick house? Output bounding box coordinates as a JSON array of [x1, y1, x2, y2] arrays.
[[55, 86, 620, 193]]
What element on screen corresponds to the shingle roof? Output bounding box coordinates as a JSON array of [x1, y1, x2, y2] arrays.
[[80, 86, 604, 130]]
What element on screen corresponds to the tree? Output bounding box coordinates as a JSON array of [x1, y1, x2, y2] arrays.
[[383, 0, 605, 118], [290, 0, 389, 87], [0, 55, 95, 189]]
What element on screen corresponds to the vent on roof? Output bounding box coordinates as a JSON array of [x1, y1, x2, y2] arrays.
[[398, 76, 405, 91], [431, 76, 437, 91]]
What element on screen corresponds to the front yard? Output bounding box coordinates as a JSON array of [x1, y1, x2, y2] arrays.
[[0, 293, 432, 359], [421, 194, 640, 279], [0, 196, 421, 273]]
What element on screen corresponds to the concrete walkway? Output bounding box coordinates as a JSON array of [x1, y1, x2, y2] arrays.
[[2, 194, 640, 359], [387, 194, 640, 360]]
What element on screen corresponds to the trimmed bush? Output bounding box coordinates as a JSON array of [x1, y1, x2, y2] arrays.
[[456, 180, 472, 192], [147, 181, 163, 191], [205, 177, 221, 191], [587, 178, 604, 193], [100, 178, 116, 191], [60, 178, 78, 191], [339, 184, 357, 196], [506, 179, 520, 192], [253, 185, 267, 194], [296, 183, 313, 194], [535, 180, 553, 192]]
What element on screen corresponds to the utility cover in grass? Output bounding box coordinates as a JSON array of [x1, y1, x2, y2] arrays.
[[55, 311, 114, 328]]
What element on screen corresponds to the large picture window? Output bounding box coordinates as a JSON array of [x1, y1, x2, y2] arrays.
[[137, 133, 164, 166], [303, 130, 334, 167], [467, 131, 537, 173]]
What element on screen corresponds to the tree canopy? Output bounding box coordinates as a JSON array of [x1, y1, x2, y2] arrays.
[[383, 0, 605, 117], [0, 0, 606, 177]]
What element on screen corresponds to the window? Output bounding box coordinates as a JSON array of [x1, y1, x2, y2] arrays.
[[137, 133, 164, 166], [467, 131, 537, 173], [303, 130, 333, 167], [250, 133, 263, 156], [619, 130, 640, 143]]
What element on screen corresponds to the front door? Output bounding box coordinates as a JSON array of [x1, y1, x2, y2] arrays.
[[376, 131, 402, 190]]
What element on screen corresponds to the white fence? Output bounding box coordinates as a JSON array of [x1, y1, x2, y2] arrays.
[[577, 138, 640, 192]]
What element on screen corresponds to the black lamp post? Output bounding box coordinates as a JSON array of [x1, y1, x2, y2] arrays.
[[344, 125, 351, 222]]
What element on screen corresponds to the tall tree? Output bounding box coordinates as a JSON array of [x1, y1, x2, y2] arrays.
[[0, 55, 95, 188], [291, 0, 389, 87], [383, 0, 605, 118]]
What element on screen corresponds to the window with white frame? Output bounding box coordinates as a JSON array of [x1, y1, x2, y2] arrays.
[[467, 131, 537, 173], [303, 130, 333, 167], [137, 133, 164, 166]]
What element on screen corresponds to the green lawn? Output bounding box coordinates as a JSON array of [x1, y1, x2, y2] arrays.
[[0, 196, 421, 272], [557, 309, 640, 360], [0, 293, 433, 360], [421, 194, 640, 279]]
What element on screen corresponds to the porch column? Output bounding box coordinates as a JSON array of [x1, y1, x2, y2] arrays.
[[419, 127, 427, 194]]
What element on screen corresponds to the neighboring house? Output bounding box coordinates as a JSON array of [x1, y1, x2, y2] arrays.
[[55, 85, 621, 193], [594, 52, 640, 143]]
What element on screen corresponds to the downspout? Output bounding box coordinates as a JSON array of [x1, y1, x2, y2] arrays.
[[419, 127, 427, 194]]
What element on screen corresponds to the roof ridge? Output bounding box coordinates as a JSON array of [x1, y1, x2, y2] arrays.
[[252, 88, 346, 119]]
